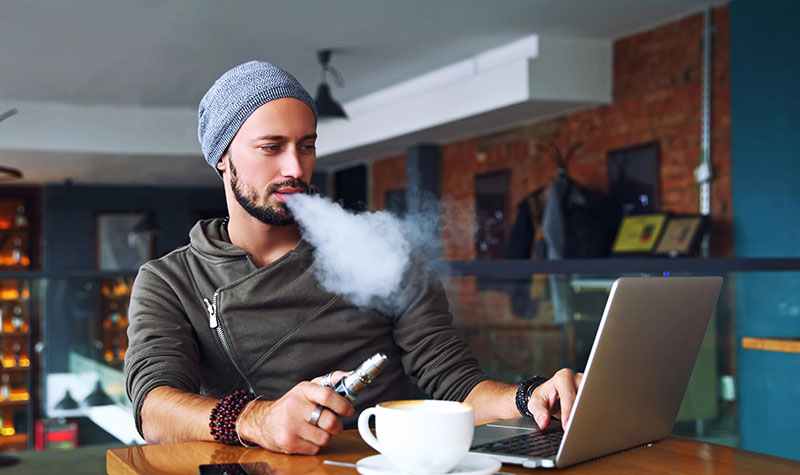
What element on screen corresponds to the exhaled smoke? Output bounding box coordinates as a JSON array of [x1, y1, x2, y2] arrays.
[[285, 194, 413, 312]]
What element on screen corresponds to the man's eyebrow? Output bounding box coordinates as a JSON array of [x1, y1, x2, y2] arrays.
[[252, 133, 317, 142], [253, 135, 287, 142]]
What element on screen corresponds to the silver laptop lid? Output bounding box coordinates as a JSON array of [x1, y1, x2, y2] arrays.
[[555, 276, 722, 468]]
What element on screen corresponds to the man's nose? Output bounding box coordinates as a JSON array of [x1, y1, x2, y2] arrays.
[[280, 147, 303, 178]]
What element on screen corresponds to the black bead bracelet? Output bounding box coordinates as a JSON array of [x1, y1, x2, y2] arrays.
[[209, 389, 255, 445], [515, 375, 548, 418]]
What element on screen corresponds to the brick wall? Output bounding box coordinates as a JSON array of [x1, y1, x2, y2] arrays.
[[370, 5, 732, 260], [370, 154, 406, 212]]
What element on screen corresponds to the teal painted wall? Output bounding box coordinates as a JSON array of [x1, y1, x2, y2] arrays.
[[730, 0, 800, 461]]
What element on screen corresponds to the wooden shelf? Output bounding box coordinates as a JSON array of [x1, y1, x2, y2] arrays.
[[457, 321, 563, 331], [0, 331, 30, 337], [0, 399, 29, 407], [742, 337, 800, 354], [0, 366, 29, 372], [101, 294, 132, 300], [0, 433, 26, 444]]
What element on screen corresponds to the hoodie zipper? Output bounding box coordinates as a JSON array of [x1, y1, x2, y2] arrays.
[[204, 290, 255, 394]]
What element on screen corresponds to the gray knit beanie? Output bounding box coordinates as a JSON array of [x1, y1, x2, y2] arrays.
[[198, 60, 318, 177]]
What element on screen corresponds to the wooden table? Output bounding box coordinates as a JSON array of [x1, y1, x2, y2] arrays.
[[742, 336, 800, 354], [107, 431, 800, 474]]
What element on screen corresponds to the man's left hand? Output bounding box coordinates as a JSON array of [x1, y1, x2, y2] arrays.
[[527, 368, 583, 430]]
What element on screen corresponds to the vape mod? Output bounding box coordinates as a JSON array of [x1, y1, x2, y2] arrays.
[[332, 352, 388, 401]]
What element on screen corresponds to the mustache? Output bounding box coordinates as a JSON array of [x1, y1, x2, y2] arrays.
[[266, 178, 309, 195]]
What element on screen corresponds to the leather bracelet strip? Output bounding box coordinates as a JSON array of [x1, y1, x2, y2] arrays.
[[209, 389, 255, 445], [236, 395, 263, 448], [515, 375, 548, 418]]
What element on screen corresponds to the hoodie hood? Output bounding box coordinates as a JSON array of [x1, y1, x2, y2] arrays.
[[188, 218, 313, 262], [189, 218, 250, 260]]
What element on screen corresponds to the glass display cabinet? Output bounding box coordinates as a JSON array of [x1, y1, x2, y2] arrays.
[[0, 278, 34, 451], [40, 273, 141, 448], [98, 277, 133, 370], [0, 191, 38, 452]]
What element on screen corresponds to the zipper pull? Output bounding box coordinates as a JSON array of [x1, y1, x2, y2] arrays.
[[204, 293, 218, 328]]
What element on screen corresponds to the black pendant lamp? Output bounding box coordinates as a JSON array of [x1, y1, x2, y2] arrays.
[[0, 109, 23, 182], [314, 50, 348, 119]]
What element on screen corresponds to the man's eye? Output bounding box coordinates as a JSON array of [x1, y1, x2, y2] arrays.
[[261, 145, 280, 152], [301, 144, 316, 152]]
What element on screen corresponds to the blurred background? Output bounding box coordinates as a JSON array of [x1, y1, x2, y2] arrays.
[[0, 0, 798, 465]]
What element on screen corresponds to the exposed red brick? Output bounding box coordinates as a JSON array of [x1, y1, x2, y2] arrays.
[[371, 5, 731, 260], [370, 154, 406, 212]]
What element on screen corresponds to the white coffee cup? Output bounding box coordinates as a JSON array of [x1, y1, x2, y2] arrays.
[[357, 400, 474, 474]]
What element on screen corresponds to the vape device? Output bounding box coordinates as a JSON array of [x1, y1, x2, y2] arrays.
[[333, 352, 388, 401]]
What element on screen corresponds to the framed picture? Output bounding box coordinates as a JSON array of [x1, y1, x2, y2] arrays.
[[611, 213, 668, 255], [96, 213, 154, 270], [653, 215, 709, 257], [607, 141, 661, 214]]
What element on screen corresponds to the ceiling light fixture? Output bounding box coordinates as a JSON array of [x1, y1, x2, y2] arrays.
[[0, 166, 23, 182], [0, 109, 23, 181], [0, 108, 18, 124], [314, 49, 348, 119]]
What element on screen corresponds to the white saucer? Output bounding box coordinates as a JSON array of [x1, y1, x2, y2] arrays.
[[355, 453, 501, 475]]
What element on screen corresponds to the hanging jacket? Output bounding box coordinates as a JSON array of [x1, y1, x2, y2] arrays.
[[541, 176, 617, 259], [502, 190, 547, 318], [125, 218, 487, 436]]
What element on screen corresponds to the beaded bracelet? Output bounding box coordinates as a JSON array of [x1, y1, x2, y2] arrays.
[[209, 389, 255, 445], [515, 375, 548, 418]]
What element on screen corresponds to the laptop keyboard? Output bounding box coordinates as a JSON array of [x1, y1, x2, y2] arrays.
[[471, 430, 564, 457]]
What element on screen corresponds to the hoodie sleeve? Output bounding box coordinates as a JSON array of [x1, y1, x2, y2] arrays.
[[391, 253, 488, 401], [125, 264, 203, 438]]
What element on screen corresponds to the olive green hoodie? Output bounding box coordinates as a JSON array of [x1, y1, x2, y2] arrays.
[[125, 218, 487, 436]]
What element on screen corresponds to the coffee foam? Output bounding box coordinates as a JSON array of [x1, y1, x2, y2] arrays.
[[381, 400, 473, 413]]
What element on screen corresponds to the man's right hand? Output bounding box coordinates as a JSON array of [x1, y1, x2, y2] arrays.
[[237, 373, 354, 454]]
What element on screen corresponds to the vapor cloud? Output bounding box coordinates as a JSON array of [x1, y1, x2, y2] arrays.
[[285, 194, 413, 311]]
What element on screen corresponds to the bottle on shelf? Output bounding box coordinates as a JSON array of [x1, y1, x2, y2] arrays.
[[0, 413, 15, 436], [1, 348, 14, 369], [118, 306, 128, 328], [103, 304, 113, 329], [104, 339, 115, 363], [16, 346, 29, 368], [108, 302, 122, 328], [113, 277, 130, 296], [9, 388, 28, 402], [0, 281, 16, 300], [14, 205, 27, 229], [10, 344, 26, 368], [11, 237, 22, 265], [11, 306, 27, 333], [102, 280, 111, 296], [0, 374, 9, 401], [3, 237, 30, 268], [0, 213, 10, 230], [18, 280, 29, 300]]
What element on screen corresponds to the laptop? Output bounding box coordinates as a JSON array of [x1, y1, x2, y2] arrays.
[[470, 276, 723, 469]]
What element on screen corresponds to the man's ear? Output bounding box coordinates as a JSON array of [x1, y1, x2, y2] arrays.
[[217, 153, 228, 173]]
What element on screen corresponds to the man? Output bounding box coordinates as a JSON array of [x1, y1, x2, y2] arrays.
[[125, 61, 581, 454]]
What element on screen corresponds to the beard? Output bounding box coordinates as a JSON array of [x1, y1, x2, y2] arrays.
[[229, 155, 309, 226]]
